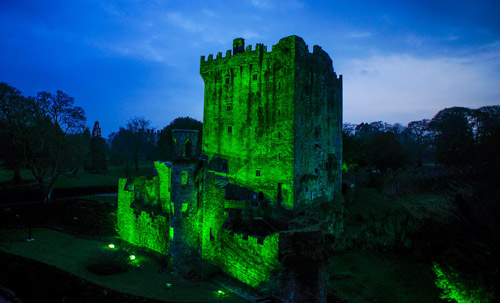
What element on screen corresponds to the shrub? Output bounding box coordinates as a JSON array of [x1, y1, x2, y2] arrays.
[[433, 262, 494, 303], [87, 248, 130, 275]]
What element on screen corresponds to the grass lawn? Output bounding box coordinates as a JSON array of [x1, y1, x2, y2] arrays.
[[54, 162, 155, 188], [328, 251, 444, 303], [80, 194, 118, 204], [0, 161, 155, 188], [0, 169, 34, 183], [0, 228, 246, 303]]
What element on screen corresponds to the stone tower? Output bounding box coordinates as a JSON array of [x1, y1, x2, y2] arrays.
[[169, 129, 200, 275], [200, 35, 342, 210]]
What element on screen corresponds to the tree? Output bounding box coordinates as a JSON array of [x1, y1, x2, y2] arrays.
[[86, 136, 109, 172], [110, 117, 153, 173], [91, 121, 102, 138], [65, 130, 91, 176], [430, 107, 475, 167], [110, 127, 134, 176], [404, 119, 434, 166], [366, 131, 407, 171], [0, 84, 86, 201], [85, 121, 108, 172], [474, 105, 500, 142], [126, 117, 152, 171], [29, 91, 86, 201], [156, 117, 203, 161], [0, 83, 31, 182]]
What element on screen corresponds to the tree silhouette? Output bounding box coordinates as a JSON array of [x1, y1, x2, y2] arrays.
[[110, 117, 154, 173], [0, 83, 26, 182], [0, 83, 86, 201], [430, 107, 475, 167], [85, 126, 108, 173]]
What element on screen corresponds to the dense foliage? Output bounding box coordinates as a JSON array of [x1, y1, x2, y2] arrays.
[[109, 117, 156, 175], [342, 105, 500, 302]]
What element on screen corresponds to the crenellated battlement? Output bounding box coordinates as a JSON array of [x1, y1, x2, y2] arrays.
[[225, 228, 279, 246], [200, 38, 271, 64], [200, 35, 332, 61], [199, 35, 336, 79]]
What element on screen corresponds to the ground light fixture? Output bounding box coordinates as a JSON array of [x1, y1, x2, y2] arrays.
[[108, 244, 115, 249], [129, 254, 136, 260], [216, 290, 225, 297]]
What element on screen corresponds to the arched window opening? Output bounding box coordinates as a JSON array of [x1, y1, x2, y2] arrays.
[[183, 139, 192, 157], [173, 137, 178, 156], [258, 191, 264, 201]]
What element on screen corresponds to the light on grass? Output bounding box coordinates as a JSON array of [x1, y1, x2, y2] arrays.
[[217, 290, 225, 297], [129, 254, 136, 260], [108, 244, 115, 249]]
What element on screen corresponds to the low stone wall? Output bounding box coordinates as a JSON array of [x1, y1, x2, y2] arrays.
[[219, 229, 279, 287]]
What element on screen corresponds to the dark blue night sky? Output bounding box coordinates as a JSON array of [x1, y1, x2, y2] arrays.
[[1, 0, 499, 136]]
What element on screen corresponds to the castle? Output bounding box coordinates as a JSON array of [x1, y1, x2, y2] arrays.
[[117, 35, 343, 300]]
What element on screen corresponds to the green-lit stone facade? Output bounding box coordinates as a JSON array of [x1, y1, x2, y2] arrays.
[[219, 230, 279, 287], [116, 35, 342, 292], [200, 35, 342, 209], [117, 175, 170, 255]]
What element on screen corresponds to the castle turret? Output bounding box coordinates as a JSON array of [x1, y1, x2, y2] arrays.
[[172, 129, 199, 160], [169, 129, 201, 275], [232, 38, 245, 55]]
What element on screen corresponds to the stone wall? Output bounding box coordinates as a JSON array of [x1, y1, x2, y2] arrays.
[[200, 171, 227, 264], [116, 178, 170, 255], [200, 37, 295, 208], [293, 37, 343, 207], [200, 35, 342, 210], [154, 161, 173, 213], [219, 230, 280, 287]]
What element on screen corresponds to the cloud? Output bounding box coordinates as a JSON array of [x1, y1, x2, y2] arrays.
[[241, 30, 260, 40], [342, 43, 500, 124], [250, 0, 273, 9], [166, 12, 203, 33], [348, 32, 372, 38], [249, 0, 304, 9]]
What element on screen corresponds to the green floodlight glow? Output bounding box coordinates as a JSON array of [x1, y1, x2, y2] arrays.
[[216, 290, 226, 297], [129, 254, 136, 260], [433, 262, 493, 303], [116, 177, 170, 256], [108, 244, 115, 249]]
